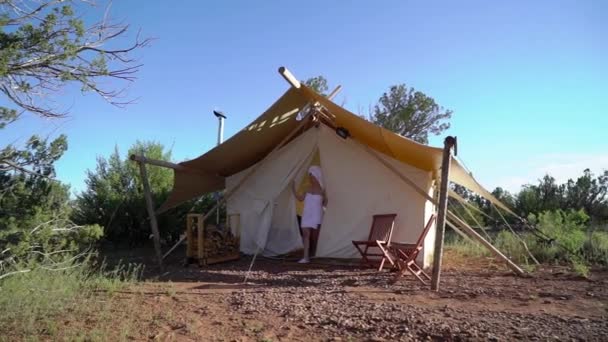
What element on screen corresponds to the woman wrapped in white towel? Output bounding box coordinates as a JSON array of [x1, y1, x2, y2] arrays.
[[292, 166, 328, 264]]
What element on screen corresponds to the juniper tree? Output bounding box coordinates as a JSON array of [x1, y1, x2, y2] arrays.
[[0, 0, 149, 174], [370, 84, 452, 144]]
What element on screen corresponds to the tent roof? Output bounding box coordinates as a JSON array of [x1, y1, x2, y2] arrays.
[[159, 84, 511, 214]]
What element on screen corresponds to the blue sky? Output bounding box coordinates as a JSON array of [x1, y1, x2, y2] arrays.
[[2, 1, 607, 195]]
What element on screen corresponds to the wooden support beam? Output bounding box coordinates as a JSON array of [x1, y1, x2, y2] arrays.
[[447, 211, 525, 276], [130, 154, 184, 169], [162, 115, 314, 260], [431, 136, 456, 291], [129, 154, 221, 180], [137, 161, 164, 271], [327, 85, 342, 100], [446, 219, 475, 244], [278, 66, 301, 88], [197, 216, 205, 266]]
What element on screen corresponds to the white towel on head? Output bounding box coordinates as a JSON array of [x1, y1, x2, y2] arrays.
[[308, 166, 324, 190]]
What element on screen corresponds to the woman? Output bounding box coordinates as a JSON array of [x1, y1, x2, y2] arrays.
[[292, 165, 328, 264]]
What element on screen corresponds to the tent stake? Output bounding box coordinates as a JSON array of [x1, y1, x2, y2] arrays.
[[430, 136, 456, 291], [162, 115, 314, 260], [137, 160, 164, 272]]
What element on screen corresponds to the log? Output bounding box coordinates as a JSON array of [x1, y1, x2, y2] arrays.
[[197, 218, 205, 266], [327, 85, 342, 100], [431, 136, 456, 291], [137, 161, 164, 271], [278, 66, 301, 88], [129, 154, 221, 180], [446, 219, 475, 243]]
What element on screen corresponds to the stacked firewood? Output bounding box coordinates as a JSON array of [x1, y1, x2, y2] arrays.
[[202, 224, 240, 259], [186, 214, 240, 266]]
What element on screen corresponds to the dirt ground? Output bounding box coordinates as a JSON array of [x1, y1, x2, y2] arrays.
[[97, 248, 608, 341]]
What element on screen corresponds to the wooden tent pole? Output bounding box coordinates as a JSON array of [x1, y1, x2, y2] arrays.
[[130, 155, 185, 170], [327, 85, 342, 100], [129, 155, 222, 180], [137, 160, 164, 271], [446, 220, 475, 243], [431, 136, 456, 291], [278, 66, 301, 88], [162, 115, 313, 260]]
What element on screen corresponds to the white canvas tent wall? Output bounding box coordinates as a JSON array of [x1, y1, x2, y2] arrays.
[[226, 125, 437, 266]]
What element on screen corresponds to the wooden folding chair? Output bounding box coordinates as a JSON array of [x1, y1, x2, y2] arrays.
[[352, 214, 397, 271], [389, 214, 437, 284]]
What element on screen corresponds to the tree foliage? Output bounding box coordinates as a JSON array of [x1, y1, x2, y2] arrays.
[[1, 135, 69, 230], [73, 141, 219, 245], [0, 136, 103, 276], [0, 0, 149, 178], [515, 170, 608, 222], [303, 75, 329, 96], [0, 0, 149, 121], [450, 169, 608, 228], [449, 184, 487, 227], [73, 142, 172, 243], [0, 1, 145, 277], [370, 84, 452, 144]]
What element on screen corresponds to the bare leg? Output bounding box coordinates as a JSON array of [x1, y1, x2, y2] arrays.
[[301, 228, 312, 261], [310, 226, 320, 257]]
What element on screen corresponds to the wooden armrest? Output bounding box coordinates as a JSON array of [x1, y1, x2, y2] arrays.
[[390, 243, 417, 249], [352, 240, 374, 245]]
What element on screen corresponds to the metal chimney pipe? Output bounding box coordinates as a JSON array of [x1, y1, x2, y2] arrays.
[[212, 110, 227, 226], [213, 110, 226, 145]]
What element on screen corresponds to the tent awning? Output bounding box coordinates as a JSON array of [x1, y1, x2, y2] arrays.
[[159, 84, 508, 213]]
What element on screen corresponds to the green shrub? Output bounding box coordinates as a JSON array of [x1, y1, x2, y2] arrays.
[[0, 219, 104, 277], [530, 209, 588, 262], [447, 209, 608, 275], [571, 259, 590, 277], [445, 232, 489, 258], [495, 209, 607, 274], [583, 231, 608, 265], [72, 141, 221, 246], [494, 230, 529, 264]]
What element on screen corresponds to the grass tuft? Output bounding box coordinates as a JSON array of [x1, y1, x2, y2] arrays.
[[0, 257, 142, 340]]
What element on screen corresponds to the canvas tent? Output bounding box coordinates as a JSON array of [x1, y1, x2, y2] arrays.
[[156, 68, 520, 269]]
